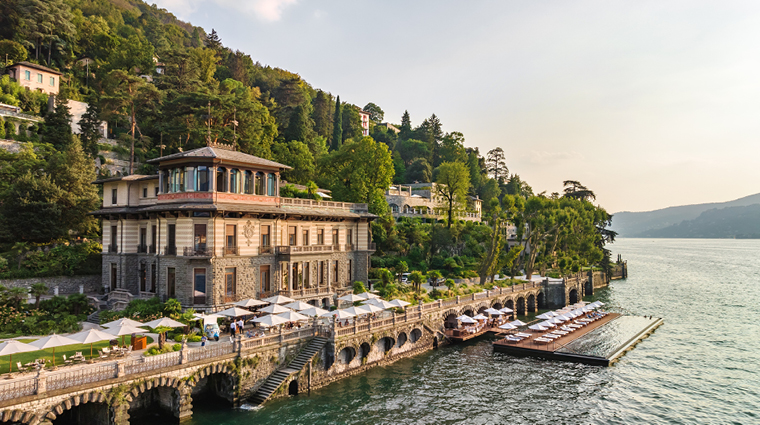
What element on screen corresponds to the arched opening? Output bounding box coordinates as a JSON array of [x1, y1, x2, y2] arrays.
[[244, 170, 253, 194], [397, 332, 408, 347], [196, 166, 210, 192], [128, 386, 178, 423], [267, 173, 276, 196], [308, 299, 319, 306], [321, 297, 330, 309], [516, 297, 526, 316], [462, 308, 474, 317], [255, 172, 264, 195], [505, 299, 514, 311], [444, 313, 458, 329], [537, 292, 545, 309], [477, 306, 488, 314], [359, 342, 371, 360], [52, 402, 109, 425], [288, 380, 299, 396], [492, 302, 503, 310], [527, 294, 536, 313], [216, 167, 228, 192], [376, 337, 394, 354], [191, 372, 235, 412], [230, 169, 240, 193], [585, 280, 593, 297], [338, 347, 356, 364], [410, 328, 422, 343], [569, 288, 579, 305]]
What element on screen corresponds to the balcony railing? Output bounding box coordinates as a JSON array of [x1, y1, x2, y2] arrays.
[[368, 242, 376, 251], [332, 244, 342, 252], [223, 246, 239, 256], [107, 244, 118, 253], [164, 246, 177, 256], [149, 245, 156, 254], [137, 244, 148, 253], [280, 197, 369, 213], [344, 244, 355, 251], [259, 246, 274, 255], [275, 245, 335, 256], [184, 247, 212, 257]]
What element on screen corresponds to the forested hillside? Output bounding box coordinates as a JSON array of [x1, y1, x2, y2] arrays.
[[634, 204, 760, 239], [0, 0, 619, 293]]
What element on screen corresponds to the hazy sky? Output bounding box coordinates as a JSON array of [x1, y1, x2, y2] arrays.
[[152, 0, 760, 213]]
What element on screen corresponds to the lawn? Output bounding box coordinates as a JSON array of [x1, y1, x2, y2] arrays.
[[0, 336, 154, 374]]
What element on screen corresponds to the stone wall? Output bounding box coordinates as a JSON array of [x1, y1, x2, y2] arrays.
[[0, 275, 100, 295]]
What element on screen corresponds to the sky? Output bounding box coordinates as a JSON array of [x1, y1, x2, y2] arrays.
[[152, 0, 760, 213]]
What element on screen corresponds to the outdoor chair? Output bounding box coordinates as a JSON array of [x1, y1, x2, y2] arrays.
[[98, 350, 108, 359], [63, 355, 72, 365]]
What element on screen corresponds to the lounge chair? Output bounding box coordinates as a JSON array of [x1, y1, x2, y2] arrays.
[[98, 350, 108, 359], [63, 355, 72, 365]]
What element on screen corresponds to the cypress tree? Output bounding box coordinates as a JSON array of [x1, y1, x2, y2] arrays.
[[331, 95, 342, 151], [41, 95, 73, 150]]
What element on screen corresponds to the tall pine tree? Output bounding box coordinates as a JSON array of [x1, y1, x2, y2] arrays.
[[331, 95, 342, 151], [78, 96, 102, 157], [41, 95, 73, 150], [400, 110, 412, 140]]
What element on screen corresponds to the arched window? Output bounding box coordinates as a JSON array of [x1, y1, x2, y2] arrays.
[[169, 169, 179, 192], [267, 173, 276, 196], [161, 170, 169, 193], [230, 169, 240, 193], [185, 167, 195, 192], [390, 204, 399, 213], [178, 168, 185, 192], [244, 170, 253, 194], [255, 172, 264, 195], [216, 167, 227, 192], [196, 166, 210, 192]]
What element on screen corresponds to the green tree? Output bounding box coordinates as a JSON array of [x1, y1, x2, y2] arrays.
[[486, 147, 508, 183], [438, 132, 467, 164], [205, 28, 223, 51], [30, 282, 48, 309], [190, 47, 219, 85], [0, 173, 64, 243], [427, 269, 442, 287], [0, 40, 27, 65], [78, 96, 103, 157], [435, 162, 471, 228], [341, 103, 362, 142], [563, 180, 596, 201], [272, 140, 314, 184], [6, 286, 27, 310], [41, 95, 73, 150], [331, 95, 342, 150], [363, 102, 384, 123], [399, 110, 412, 140], [395, 261, 408, 284], [405, 158, 432, 183], [312, 90, 333, 140], [409, 270, 424, 293]]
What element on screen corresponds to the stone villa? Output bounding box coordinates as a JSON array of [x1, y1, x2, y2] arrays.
[[385, 183, 482, 223], [91, 143, 376, 311]]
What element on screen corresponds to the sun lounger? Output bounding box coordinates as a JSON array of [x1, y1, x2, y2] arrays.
[[534, 338, 552, 343], [516, 332, 532, 338], [553, 330, 569, 335]]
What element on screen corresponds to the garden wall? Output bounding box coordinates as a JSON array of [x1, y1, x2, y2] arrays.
[[0, 275, 101, 295]]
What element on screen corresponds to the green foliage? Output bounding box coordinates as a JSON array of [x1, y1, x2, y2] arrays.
[[0, 40, 27, 63], [0, 75, 48, 114], [0, 242, 101, 279], [435, 161, 471, 228], [273, 141, 315, 184], [40, 95, 74, 150], [352, 281, 367, 294]]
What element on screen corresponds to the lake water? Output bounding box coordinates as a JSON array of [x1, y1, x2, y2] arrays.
[[190, 238, 760, 424]]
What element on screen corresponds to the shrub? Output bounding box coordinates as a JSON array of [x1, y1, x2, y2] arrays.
[[172, 343, 181, 351], [187, 335, 202, 343]]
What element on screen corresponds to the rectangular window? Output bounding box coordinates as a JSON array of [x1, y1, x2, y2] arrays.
[[142, 187, 147, 198], [304, 262, 310, 287], [319, 261, 324, 285], [111, 188, 117, 205], [332, 229, 339, 245], [347, 229, 353, 245], [139, 227, 146, 251], [225, 225, 236, 255], [110, 263, 117, 290], [225, 267, 236, 298], [110, 226, 117, 252], [194, 224, 207, 251], [49, 76, 54, 86], [151, 225, 156, 252], [167, 224, 176, 255], [37, 73, 42, 83], [292, 263, 299, 290], [167, 267, 176, 298], [348, 259, 352, 283], [150, 264, 156, 292], [154, 186, 159, 197], [24, 70, 30, 80], [333, 261, 338, 283], [260, 265, 271, 293], [289, 226, 297, 246], [317, 229, 324, 245], [140, 263, 146, 292], [194, 268, 206, 304], [260, 225, 270, 247], [302, 230, 309, 246]]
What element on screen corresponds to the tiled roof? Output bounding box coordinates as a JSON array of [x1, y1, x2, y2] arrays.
[[147, 146, 291, 169], [93, 175, 158, 184], [90, 202, 376, 219], [9, 61, 63, 75]]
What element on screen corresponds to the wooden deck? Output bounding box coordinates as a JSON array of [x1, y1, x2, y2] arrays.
[[493, 313, 620, 353]]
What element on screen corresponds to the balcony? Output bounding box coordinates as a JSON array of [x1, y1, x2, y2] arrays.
[[137, 244, 148, 253], [149, 245, 156, 254], [275, 245, 335, 259], [184, 246, 212, 257], [108, 244, 118, 253], [223, 246, 239, 256], [259, 246, 274, 255], [344, 244, 355, 251], [164, 246, 177, 256]]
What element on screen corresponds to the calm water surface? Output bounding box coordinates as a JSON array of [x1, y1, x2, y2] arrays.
[[190, 239, 760, 424]]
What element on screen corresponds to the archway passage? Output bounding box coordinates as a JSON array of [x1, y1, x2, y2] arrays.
[[128, 386, 178, 423], [477, 306, 488, 314], [537, 292, 545, 310], [397, 332, 408, 347], [569, 288, 579, 305], [338, 347, 356, 364], [52, 402, 109, 425], [288, 380, 299, 396], [359, 342, 371, 360], [376, 337, 394, 354], [410, 328, 422, 343], [444, 314, 458, 329], [462, 309, 474, 317], [492, 302, 503, 310], [192, 373, 235, 407], [527, 294, 536, 313], [516, 297, 526, 316], [322, 298, 330, 309]]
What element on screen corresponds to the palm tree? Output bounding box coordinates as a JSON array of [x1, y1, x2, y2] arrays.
[[6, 287, 28, 310], [409, 271, 424, 293], [427, 270, 442, 287], [30, 283, 48, 309]]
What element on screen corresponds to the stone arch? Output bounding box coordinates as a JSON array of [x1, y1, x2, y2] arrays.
[[188, 363, 238, 407], [42, 390, 109, 425], [527, 294, 536, 313], [443, 312, 459, 329], [492, 301, 503, 310], [338, 346, 356, 364], [124, 376, 188, 423], [376, 336, 395, 355], [505, 299, 515, 311], [288, 380, 299, 396], [516, 297, 526, 316], [0, 409, 37, 425], [321, 297, 330, 309], [396, 332, 408, 347], [410, 328, 422, 343], [359, 342, 371, 360], [569, 288, 579, 305], [537, 291, 546, 309], [462, 307, 475, 317], [477, 305, 488, 314]]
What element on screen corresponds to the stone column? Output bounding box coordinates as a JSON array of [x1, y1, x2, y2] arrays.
[[36, 368, 47, 395], [54, 286, 59, 296], [180, 340, 189, 364], [111, 401, 130, 425], [176, 385, 193, 422]]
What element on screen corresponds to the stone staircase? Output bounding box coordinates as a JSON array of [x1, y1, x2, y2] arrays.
[[85, 310, 101, 324], [250, 336, 328, 405]]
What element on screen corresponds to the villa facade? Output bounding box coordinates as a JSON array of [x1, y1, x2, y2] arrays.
[[7, 62, 62, 95], [385, 183, 482, 222], [91, 143, 376, 310]]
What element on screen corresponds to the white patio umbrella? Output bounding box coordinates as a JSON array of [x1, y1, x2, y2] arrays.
[[320, 309, 356, 320], [484, 308, 503, 315], [499, 307, 514, 314], [528, 324, 548, 331], [101, 317, 144, 328], [549, 317, 566, 324], [510, 320, 527, 326], [389, 299, 411, 308], [539, 321, 556, 328], [356, 292, 381, 300], [216, 307, 254, 318], [193, 313, 224, 325], [143, 317, 186, 329], [276, 311, 309, 322], [536, 313, 555, 320], [69, 328, 115, 360], [342, 306, 371, 316], [104, 323, 147, 337], [498, 323, 518, 330], [360, 304, 385, 314], [252, 314, 289, 327], [338, 294, 365, 303], [299, 306, 329, 317], [472, 314, 488, 320], [458, 315, 477, 324], [364, 299, 396, 309], [283, 301, 313, 311], [596, 301, 605, 306], [234, 298, 269, 308], [262, 295, 295, 305], [0, 340, 38, 373], [259, 304, 292, 315], [29, 334, 79, 366]]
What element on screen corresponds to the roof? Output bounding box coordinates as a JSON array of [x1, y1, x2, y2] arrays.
[[93, 175, 158, 184], [90, 202, 375, 219], [147, 146, 291, 170], [9, 61, 63, 76]]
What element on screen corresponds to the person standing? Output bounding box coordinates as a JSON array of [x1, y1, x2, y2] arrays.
[[237, 318, 244, 335], [229, 319, 237, 336]]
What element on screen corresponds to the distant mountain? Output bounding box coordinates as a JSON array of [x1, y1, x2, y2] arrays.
[[611, 193, 760, 237], [634, 204, 760, 238]]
